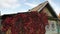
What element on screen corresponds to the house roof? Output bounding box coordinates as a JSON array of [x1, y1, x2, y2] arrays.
[[29, 1, 48, 11], [1, 1, 58, 19], [29, 1, 58, 18]]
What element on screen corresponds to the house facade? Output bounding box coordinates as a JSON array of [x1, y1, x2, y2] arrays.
[[29, 1, 59, 34], [0, 1, 60, 34]]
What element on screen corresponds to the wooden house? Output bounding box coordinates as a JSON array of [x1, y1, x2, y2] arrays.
[[29, 1, 59, 34], [1, 1, 60, 34]]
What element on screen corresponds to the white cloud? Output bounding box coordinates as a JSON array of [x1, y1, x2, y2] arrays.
[[25, 2, 37, 8], [18, 10, 27, 12], [54, 8, 60, 15], [1, 10, 27, 15], [0, 0, 20, 9], [24, 0, 27, 1]]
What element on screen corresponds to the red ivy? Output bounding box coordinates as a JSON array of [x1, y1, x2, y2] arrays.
[[2, 11, 48, 34]]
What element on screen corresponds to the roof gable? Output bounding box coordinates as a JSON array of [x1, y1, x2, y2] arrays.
[[45, 3, 57, 18], [29, 1, 58, 18], [42, 7, 53, 17]]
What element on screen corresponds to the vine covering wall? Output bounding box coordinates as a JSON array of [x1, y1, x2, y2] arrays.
[[1, 11, 48, 34]]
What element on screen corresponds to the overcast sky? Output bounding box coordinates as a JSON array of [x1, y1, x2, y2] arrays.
[[0, 0, 60, 15]]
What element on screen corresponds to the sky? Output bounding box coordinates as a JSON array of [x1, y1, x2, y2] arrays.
[[0, 0, 60, 15]]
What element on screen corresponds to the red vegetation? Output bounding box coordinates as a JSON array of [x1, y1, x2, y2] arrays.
[[1, 12, 48, 34]]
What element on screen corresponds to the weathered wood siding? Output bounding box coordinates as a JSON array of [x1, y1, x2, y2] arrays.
[[42, 7, 58, 34], [42, 7, 53, 17]]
